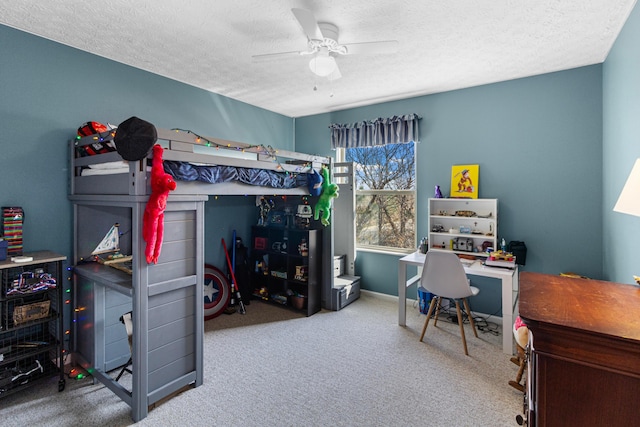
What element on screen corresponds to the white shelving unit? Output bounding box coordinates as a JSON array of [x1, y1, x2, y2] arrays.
[[427, 198, 498, 257]]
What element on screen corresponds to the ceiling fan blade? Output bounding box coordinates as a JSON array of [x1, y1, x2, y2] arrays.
[[291, 8, 323, 41], [342, 40, 399, 55], [327, 63, 342, 81], [251, 50, 306, 63]]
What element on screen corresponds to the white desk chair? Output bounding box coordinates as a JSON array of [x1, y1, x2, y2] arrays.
[[418, 251, 479, 355]]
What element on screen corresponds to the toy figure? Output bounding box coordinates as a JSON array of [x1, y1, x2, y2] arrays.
[[255, 286, 269, 300], [455, 169, 474, 193], [296, 204, 312, 228], [257, 197, 274, 226], [314, 166, 339, 226], [294, 265, 308, 281], [298, 238, 308, 256], [284, 205, 295, 228], [143, 144, 176, 264]]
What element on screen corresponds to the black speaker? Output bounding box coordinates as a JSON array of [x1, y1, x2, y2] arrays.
[[508, 241, 527, 265]]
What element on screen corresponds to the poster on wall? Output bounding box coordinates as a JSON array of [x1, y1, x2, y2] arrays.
[[450, 165, 479, 198]]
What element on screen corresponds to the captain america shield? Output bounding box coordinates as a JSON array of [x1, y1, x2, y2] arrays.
[[204, 264, 231, 320]]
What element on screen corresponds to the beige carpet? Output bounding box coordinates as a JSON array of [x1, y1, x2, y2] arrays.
[[0, 292, 524, 426]]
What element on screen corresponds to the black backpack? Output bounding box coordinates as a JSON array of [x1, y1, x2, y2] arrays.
[[508, 241, 527, 265]]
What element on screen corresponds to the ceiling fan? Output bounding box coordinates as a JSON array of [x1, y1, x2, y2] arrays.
[[252, 8, 399, 81]]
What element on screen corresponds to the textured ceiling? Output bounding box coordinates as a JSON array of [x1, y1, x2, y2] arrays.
[[0, 0, 636, 118]]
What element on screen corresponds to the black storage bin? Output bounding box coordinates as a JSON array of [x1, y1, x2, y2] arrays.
[[508, 241, 527, 265]]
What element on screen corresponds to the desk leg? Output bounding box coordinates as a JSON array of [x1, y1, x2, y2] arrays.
[[398, 260, 407, 326], [502, 274, 515, 355]]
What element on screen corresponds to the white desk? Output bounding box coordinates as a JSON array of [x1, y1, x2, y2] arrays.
[[398, 251, 518, 354]]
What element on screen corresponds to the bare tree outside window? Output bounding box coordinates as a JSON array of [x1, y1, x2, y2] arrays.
[[345, 142, 416, 251]]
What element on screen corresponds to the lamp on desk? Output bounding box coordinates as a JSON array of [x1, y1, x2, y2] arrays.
[[614, 158, 640, 217]]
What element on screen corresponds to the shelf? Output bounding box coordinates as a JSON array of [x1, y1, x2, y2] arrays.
[[428, 198, 498, 257], [429, 214, 495, 220], [1, 312, 58, 334], [0, 359, 60, 399], [428, 247, 490, 258], [2, 288, 56, 302], [430, 231, 495, 239], [0, 341, 57, 366], [251, 226, 321, 316], [0, 252, 66, 398], [251, 297, 307, 313], [0, 251, 66, 269], [73, 262, 133, 296]]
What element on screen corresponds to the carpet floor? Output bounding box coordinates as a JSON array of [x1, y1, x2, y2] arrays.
[[0, 292, 524, 426]]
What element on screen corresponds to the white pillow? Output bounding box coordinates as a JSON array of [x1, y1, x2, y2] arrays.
[[88, 161, 129, 169]]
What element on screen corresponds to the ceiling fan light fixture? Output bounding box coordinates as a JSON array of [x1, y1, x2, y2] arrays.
[[309, 54, 337, 77]]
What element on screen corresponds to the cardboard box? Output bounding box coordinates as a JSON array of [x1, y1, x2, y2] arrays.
[[13, 300, 50, 325]]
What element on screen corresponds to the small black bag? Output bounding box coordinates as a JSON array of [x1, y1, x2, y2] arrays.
[[508, 241, 527, 265]]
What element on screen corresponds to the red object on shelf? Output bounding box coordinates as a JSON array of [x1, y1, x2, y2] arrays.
[[254, 237, 267, 250]]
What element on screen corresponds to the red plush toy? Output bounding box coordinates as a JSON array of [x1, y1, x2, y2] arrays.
[[143, 144, 176, 264]]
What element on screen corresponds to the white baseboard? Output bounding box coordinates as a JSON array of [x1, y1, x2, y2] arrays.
[[360, 289, 398, 303], [360, 289, 503, 327]]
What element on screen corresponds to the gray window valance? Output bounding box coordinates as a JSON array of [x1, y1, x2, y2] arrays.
[[329, 113, 421, 149]]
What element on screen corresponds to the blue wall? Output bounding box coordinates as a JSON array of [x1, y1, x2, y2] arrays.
[[296, 66, 604, 310], [4, 4, 639, 316], [0, 25, 292, 271], [603, 3, 640, 284]]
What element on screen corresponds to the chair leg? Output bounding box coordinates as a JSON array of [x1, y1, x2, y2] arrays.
[[454, 301, 469, 355], [117, 311, 134, 382], [515, 356, 526, 382], [420, 297, 438, 342], [115, 357, 132, 382], [462, 298, 478, 338], [509, 344, 527, 392], [433, 297, 442, 326], [509, 358, 527, 392]]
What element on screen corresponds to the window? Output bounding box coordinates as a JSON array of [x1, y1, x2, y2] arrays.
[[339, 141, 416, 252]]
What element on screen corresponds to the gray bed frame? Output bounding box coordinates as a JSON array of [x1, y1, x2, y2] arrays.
[[69, 128, 336, 421], [70, 128, 331, 196]]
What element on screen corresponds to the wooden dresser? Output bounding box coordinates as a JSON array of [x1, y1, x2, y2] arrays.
[[519, 272, 640, 427]]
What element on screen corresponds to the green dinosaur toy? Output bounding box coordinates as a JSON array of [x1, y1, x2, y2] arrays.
[[314, 165, 339, 226]]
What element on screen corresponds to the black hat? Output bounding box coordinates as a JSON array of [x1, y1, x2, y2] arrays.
[[114, 116, 157, 161]]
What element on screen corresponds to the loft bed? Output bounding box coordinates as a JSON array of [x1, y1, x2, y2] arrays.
[[68, 127, 359, 422], [70, 127, 332, 197], [69, 126, 335, 421]]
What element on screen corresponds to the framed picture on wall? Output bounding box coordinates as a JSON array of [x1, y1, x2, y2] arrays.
[[450, 164, 479, 198]]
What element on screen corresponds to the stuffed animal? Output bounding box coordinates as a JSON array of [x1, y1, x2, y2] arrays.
[[314, 165, 339, 226], [513, 315, 529, 350], [143, 144, 176, 264]]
